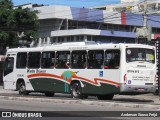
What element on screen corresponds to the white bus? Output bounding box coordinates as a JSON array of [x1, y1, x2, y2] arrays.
[[3, 42, 156, 100]]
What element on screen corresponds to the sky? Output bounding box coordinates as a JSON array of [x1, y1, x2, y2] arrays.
[[12, 0, 121, 8]]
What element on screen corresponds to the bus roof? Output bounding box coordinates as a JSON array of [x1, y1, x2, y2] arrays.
[[6, 42, 154, 53]]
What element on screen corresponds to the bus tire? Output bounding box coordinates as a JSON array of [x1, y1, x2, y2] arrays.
[[97, 94, 114, 100], [45, 92, 55, 97], [82, 95, 88, 99], [71, 82, 83, 99], [18, 82, 29, 95]]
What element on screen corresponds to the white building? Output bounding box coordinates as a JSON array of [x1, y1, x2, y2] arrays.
[[31, 5, 137, 46], [91, 0, 160, 14], [14, 3, 160, 47]]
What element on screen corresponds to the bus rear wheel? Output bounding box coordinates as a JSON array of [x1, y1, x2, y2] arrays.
[[97, 94, 114, 100], [45, 92, 55, 97], [71, 82, 83, 99], [18, 82, 29, 95]]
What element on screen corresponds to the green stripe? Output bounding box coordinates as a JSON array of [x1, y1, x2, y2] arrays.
[[29, 78, 120, 95]]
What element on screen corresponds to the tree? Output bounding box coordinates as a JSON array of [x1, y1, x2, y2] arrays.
[[7, 6, 39, 43], [0, 0, 12, 54], [0, 0, 39, 54]]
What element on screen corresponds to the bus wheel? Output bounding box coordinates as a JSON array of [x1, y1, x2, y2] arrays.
[[71, 82, 83, 99], [45, 92, 55, 97], [18, 82, 29, 95], [82, 95, 88, 99], [97, 94, 114, 100]]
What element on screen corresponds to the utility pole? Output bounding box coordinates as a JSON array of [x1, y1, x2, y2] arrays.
[[136, 0, 152, 43], [143, 0, 152, 41], [143, 0, 149, 43], [143, 0, 147, 28]]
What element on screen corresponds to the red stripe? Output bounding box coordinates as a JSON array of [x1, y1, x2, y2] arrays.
[[28, 73, 62, 79], [121, 12, 126, 25], [28, 73, 120, 86], [94, 78, 120, 86], [73, 76, 120, 86]]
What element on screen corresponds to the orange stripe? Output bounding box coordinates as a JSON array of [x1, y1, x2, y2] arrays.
[[94, 78, 120, 86], [28, 73, 62, 79], [28, 73, 120, 86], [73, 76, 120, 86]]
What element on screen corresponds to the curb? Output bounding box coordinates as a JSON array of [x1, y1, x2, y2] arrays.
[[0, 95, 160, 110]]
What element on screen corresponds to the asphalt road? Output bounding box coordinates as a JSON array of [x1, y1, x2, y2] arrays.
[[0, 98, 156, 111], [0, 87, 160, 120], [0, 109, 124, 120], [0, 97, 158, 120]]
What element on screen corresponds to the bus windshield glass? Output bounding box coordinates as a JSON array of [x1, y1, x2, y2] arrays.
[[126, 48, 155, 63]]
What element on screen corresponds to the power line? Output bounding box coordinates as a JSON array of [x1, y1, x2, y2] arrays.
[[0, 10, 149, 33], [36, 0, 145, 22], [148, 18, 160, 23], [0, 11, 148, 32], [2, 0, 158, 32]]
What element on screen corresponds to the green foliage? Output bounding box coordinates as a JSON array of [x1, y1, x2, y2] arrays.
[[0, 31, 9, 43], [0, 0, 13, 27], [7, 7, 39, 31], [0, 0, 39, 50]]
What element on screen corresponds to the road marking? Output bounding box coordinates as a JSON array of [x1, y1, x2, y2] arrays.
[[156, 108, 160, 111]]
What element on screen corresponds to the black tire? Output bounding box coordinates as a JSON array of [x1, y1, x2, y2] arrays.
[[71, 82, 83, 99], [45, 92, 55, 97], [97, 94, 114, 100], [18, 82, 29, 95], [82, 95, 88, 99]]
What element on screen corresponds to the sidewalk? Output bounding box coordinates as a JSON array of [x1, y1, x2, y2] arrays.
[[0, 86, 17, 94], [0, 85, 160, 109], [0, 86, 159, 104]]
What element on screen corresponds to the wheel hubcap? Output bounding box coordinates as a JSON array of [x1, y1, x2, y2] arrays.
[[73, 85, 80, 97], [20, 85, 25, 93]]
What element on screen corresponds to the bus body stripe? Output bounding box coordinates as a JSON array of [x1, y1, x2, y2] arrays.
[[27, 73, 120, 86], [28, 73, 62, 79]]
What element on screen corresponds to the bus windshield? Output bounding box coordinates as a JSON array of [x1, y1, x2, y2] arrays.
[[126, 48, 155, 63]]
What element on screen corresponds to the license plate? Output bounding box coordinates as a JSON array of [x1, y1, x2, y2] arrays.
[[137, 88, 145, 92]]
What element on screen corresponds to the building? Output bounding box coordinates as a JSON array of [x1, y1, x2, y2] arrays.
[[27, 5, 133, 46], [22, 3, 160, 47], [13, 2, 160, 47], [91, 0, 160, 14]]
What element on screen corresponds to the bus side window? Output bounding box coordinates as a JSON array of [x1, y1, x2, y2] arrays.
[[56, 51, 70, 69], [71, 50, 86, 69], [104, 50, 120, 69], [41, 52, 55, 69], [87, 50, 104, 69], [28, 52, 41, 68], [16, 52, 27, 68]]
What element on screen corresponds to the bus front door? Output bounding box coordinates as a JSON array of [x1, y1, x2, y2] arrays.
[[3, 57, 15, 90]]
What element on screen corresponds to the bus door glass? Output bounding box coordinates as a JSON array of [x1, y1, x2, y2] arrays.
[[125, 48, 155, 86], [104, 50, 120, 82], [4, 57, 14, 76]]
